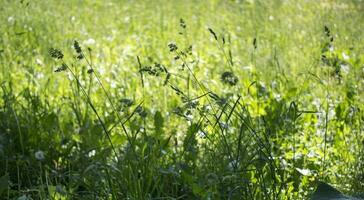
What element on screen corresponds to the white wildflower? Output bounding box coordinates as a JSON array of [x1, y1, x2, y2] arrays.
[[36, 72, 44, 79], [35, 150, 45, 161], [84, 38, 96, 45], [342, 52, 349, 60], [8, 16, 15, 24], [110, 81, 117, 88], [273, 93, 282, 101], [340, 64, 349, 74], [197, 130, 206, 138], [35, 58, 43, 66], [124, 16, 130, 23], [98, 67, 105, 75], [296, 168, 312, 176], [242, 65, 252, 71], [307, 150, 317, 158], [17, 195, 30, 200], [88, 149, 96, 157], [329, 45, 334, 52]]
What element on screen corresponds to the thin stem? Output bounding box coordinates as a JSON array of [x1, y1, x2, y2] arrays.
[[65, 64, 118, 158]]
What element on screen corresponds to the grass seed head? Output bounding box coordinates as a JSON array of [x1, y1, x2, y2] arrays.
[[54, 63, 68, 72], [168, 43, 178, 52], [49, 48, 64, 59], [221, 71, 238, 86], [73, 40, 82, 54], [180, 18, 186, 29]]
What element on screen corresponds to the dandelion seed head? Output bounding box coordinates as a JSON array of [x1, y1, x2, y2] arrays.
[[35, 150, 45, 161]]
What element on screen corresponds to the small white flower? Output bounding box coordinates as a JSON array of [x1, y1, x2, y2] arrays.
[[106, 35, 113, 41], [269, 15, 274, 21], [110, 81, 117, 88], [35, 58, 43, 66], [84, 38, 96, 45], [273, 93, 282, 101], [342, 52, 350, 60], [312, 98, 321, 109], [98, 67, 105, 75], [88, 149, 96, 157], [228, 159, 238, 169], [340, 64, 349, 74], [328, 108, 336, 120], [8, 16, 14, 24], [67, 72, 74, 81], [186, 114, 193, 121], [242, 65, 252, 71], [307, 150, 317, 158], [197, 130, 206, 138], [219, 122, 229, 130], [35, 150, 45, 160], [296, 168, 312, 176], [17, 195, 30, 200], [36, 72, 44, 79], [271, 81, 278, 89], [124, 16, 130, 23], [329, 45, 334, 52]]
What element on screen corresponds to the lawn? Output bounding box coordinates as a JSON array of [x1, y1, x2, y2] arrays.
[[0, 0, 364, 199]]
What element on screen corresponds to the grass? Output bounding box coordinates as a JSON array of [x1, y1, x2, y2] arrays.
[[0, 0, 364, 199]]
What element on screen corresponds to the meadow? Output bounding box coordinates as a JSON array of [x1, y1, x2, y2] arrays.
[[0, 0, 364, 199]]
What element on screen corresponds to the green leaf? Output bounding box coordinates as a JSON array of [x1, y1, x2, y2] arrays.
[[311, 182, 362, 200], [0, 173, 9, 195], [154, 111, 164, 135]]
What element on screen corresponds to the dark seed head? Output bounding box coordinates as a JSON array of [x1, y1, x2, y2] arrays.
[[208, 28, 218, 41], [324, 25, 330, 37], [180, 18, 186, 29], [87, 68, 94, 74], [49, 48, 64, 59], [168, 43, 178, 52], [54, 63, 68, 72], [73, 40, 82, 54], [77, 54, 84, 60], [221, 71, 238, 86], [120, 98, 134, 108], [136, 106, 148, 118]]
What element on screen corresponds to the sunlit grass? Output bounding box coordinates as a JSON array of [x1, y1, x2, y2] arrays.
[[0, 0, 363, 199]]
